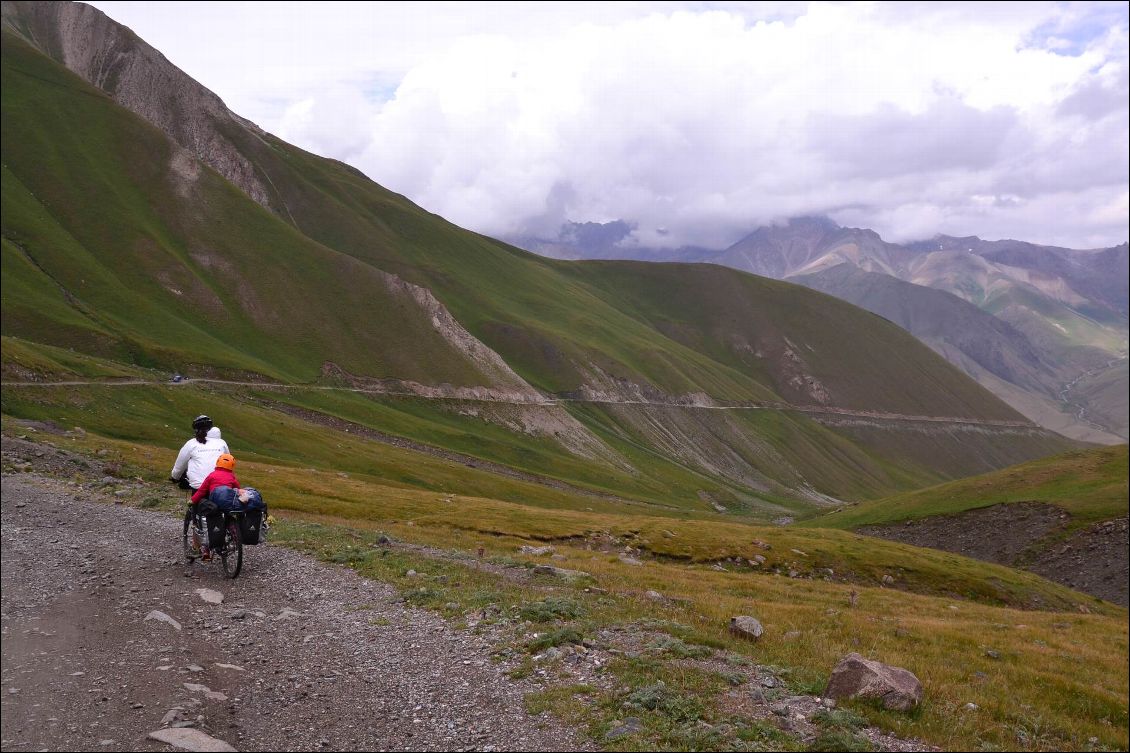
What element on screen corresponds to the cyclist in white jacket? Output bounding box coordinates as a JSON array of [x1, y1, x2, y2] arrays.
[[171, 415, 230, 555], [171, 417, 229, 489]]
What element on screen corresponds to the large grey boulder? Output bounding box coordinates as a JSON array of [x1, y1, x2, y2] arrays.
[[825, 653, 923, 711], [729, 615, 764, 641]]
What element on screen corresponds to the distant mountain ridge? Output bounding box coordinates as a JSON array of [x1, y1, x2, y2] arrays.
[[512, 217, 1128, 442], [906, 235, 1129, 317]]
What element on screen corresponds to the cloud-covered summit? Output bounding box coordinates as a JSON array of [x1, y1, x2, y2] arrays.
[[91, 1, 1129, 249]]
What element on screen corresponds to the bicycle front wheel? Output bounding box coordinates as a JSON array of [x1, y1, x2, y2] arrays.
[[221, 517, 243, 579]]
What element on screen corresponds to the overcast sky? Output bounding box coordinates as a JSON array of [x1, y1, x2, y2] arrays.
[[90, 1, 1129, 249]]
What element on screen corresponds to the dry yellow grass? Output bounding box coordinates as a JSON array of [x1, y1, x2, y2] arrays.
[[14, 427, 1128, 751]]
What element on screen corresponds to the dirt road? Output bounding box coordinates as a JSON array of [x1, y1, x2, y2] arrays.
[[0, 474, 586, 752], [1, 377, 1038, 428]]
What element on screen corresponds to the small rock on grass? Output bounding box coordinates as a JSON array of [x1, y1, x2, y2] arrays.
[[605, 717, 643, 740], [532, 564, 590, 580]]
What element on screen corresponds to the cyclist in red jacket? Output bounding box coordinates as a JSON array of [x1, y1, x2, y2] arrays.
[[190, 453, 241, 560], [192, 453, 241, 504]]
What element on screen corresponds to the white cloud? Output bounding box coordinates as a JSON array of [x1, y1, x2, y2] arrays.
[[90, 1, 1129, 249]]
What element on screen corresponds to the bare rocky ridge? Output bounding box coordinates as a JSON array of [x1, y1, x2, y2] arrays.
[[2, 0, 273, 208], [859, 504, 1129, 607], [378, 274, 545, 401], [0, 473, 589, 752]]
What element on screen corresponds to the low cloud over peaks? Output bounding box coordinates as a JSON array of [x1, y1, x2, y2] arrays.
[[94, 1, 1130, 249]]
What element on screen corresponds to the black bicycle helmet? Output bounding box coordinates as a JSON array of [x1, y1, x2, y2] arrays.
[[192, 414, 213, 431]]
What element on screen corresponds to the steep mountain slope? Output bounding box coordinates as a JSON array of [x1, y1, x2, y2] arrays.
[[510, 215, 1127, 442], [903, 246, 1126, 353], [672, 219, 1128, 442], [1, 2, 1074, 511], [0, 30, 544, 393], [793, 264, 1125, 443], [705, 216, 915, 279], [0, 5, 925, 408], [713, 219, 1128, 366], [908, 235, 1129, 318]]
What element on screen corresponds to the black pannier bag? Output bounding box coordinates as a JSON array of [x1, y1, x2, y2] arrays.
[[195, 498, 226, 550], [206, 512, 226, 550], [240, 509, 265, 545], [238, 488, 268, 545]]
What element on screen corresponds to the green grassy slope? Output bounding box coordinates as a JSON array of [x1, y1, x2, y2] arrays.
[[1, 27, 1075, 506], [0, 382, 633, 515], [235, 124, 1031, 420], [1, 34, 492, 386], [562, 261, 1025, 417], [808, 445, 1129, 531], [1, 26, 1036, 418], [0, 346, 1071, 514], [2, 410, 1117, 617]]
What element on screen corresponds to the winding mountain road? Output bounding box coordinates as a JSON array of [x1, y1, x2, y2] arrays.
[[1, 378, 1039, 429]]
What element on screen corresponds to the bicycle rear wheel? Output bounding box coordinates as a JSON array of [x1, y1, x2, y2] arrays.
[[220, 516, 243, 579]]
